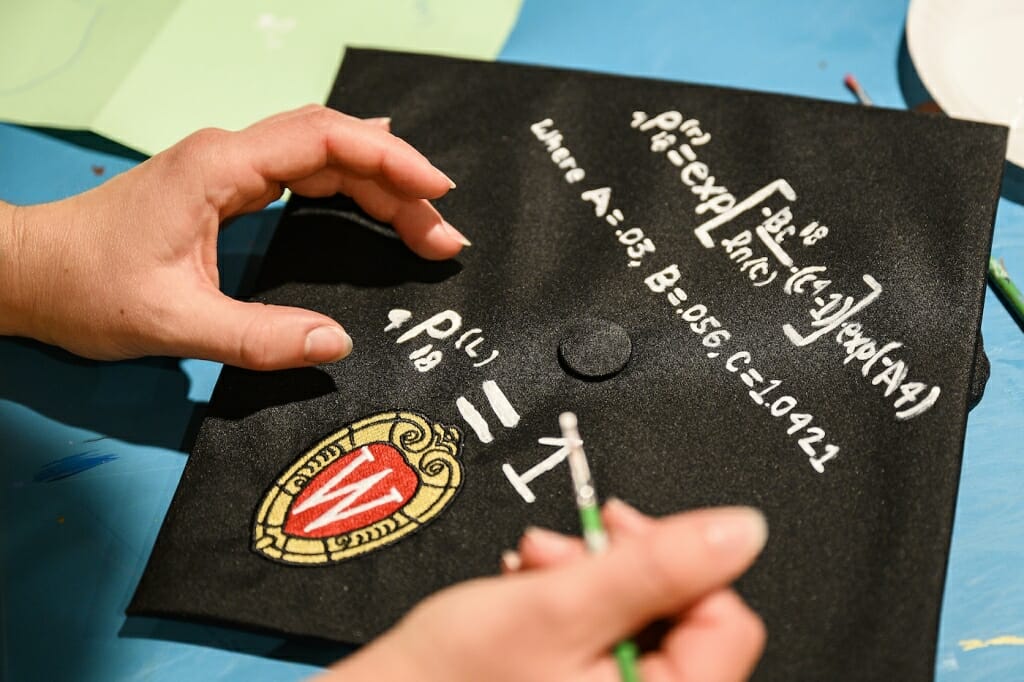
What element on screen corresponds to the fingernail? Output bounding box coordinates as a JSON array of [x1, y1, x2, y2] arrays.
[[500, 549, 522, 573], [443, 220, 472, 247], [705, 507, 769, 556], [523, 526, 576, 554], [365, 116, 391, 128], [437, 169, 457, 189], [304, 326, 352, 363], [605, 497, 650, 532]]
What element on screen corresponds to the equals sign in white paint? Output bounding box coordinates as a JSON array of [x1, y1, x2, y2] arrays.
[[456, 380, 520, 444]]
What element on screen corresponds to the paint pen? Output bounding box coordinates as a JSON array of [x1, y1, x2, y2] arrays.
[[989, 257, 1024, 329], [559, 412, 642, 682], [843, 73, 873, 106]]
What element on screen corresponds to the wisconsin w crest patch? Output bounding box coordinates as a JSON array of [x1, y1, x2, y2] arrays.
[[252, 411, 463, 565]]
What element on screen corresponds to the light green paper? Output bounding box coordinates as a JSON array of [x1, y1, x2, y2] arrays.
[[0, 0, 181, 129], [0, 0, 521, 154]]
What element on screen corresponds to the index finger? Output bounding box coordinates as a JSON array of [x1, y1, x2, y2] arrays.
[[253, 105, 453, 196], [198, 105, 454, 215]]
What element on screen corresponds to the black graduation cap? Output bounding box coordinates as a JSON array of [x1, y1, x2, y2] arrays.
[[129, 49, 1007, 681]]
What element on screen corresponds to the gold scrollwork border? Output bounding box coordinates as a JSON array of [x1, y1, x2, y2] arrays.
[[252, 411, 463, 566]]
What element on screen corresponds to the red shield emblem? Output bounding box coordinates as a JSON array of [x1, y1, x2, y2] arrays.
[[283, 443, 420, 538]]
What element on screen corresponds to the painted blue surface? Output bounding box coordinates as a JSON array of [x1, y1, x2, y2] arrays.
[[1, 2, 1022, 680]]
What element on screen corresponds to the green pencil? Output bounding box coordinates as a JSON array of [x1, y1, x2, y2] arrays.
[[559, 412, 642, 682], [989, 257, 1024, 329]]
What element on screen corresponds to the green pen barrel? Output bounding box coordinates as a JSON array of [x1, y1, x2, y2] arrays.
[[989, 257, 1024, 328], [615, 640, 642, 682], [578, 503, 643, 682], [579, 504, 604, 543]]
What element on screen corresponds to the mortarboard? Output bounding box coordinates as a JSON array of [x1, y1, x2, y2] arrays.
[[129, 49, 1007, 680]]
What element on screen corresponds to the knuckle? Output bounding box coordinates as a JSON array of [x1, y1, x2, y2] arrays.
[[633, 540, 684, 602], [237, 307, 277, 370], [171, 128, 233, 174], [306, 105, 338, 130], [378, 145, 400, 175], [183, 127, 231, 153], [531, 579, 583, 625]]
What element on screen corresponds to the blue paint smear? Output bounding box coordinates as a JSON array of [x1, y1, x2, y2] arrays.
[[34, 451, 119, 483]]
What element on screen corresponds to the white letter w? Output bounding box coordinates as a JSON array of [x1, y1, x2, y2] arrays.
[[293, 446, 403, 533]]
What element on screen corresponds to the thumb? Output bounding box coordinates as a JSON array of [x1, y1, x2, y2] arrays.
[[175, 290, 352, 370], [546, 506, 767, 647]]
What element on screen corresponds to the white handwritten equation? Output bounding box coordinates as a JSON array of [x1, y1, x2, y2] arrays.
[[377, 109, 943, 496], [643, 268, 840, 472], [531, 115, 840, 473], [384, 307, 575, 500], [629, 110, 941, 421], [384, 307, 520, 440]]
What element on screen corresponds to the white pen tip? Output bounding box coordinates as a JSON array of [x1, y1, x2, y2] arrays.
[[559, 412, 578, 431]]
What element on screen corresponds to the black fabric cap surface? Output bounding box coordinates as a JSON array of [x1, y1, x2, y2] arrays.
[[130, 50, 1007, 681]]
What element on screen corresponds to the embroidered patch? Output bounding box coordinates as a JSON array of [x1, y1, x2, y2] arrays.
[[252, 411, 463, 565]]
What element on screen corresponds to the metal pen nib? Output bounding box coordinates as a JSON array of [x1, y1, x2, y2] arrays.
[[559, 411, 607, 553], [559, 411, 595, 506]]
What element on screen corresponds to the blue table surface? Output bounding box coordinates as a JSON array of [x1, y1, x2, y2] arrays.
[[2, 2, 1022, 680]]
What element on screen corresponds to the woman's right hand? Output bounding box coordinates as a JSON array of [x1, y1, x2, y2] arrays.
[[315, 502, 767, 682]]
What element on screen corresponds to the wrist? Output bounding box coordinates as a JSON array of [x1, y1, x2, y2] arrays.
[[0, 200, 27, 337], [0, 200, 61, 341]]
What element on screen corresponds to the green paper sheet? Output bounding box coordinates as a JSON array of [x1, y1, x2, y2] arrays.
[[0, 0, 521, 154]]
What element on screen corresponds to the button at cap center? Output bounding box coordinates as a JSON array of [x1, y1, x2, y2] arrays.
[[558, 318, 632, 381]]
